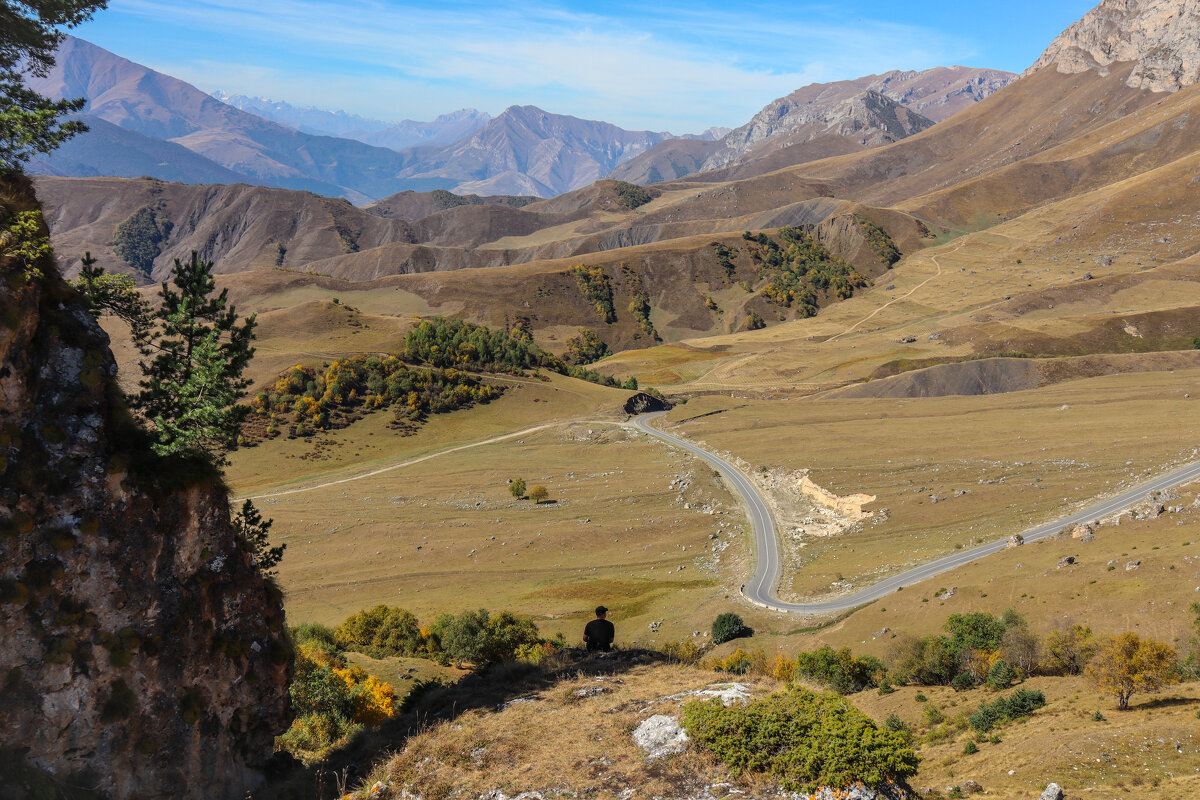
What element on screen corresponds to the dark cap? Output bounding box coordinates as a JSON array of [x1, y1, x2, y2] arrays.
[[595, 605, 608, 616]]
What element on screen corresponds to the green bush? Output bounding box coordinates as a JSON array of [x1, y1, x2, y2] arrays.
[[681, 687, 919, 792], [951, 671, 976, 692], [711, 613, 747, 645], [967, 688, 1046, 732], [276, 712, 362, 762], [291, 622, 342, 652], [986, 658, 1017, 689], [336, 605, 424, 658], [434, 609, 541, 666], [794, 645, 886, 694]]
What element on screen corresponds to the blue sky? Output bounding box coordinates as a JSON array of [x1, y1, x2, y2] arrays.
[[72, 0, 1098, 133]]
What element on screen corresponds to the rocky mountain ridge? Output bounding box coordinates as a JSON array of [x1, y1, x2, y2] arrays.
[[698, 67, 1015, 173], [1029, 0, 1200, 91], [612, 66, 1015, 184]]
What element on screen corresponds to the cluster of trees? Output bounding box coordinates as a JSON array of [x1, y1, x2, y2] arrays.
[[742, 227, 868, 315], [701, 608, 1192, 712], [563, 328, 611, 365], [279, 626, 402, 763], [568, 265, 617, 323], [400, 316, 639, 390], [709, 242, 739, 279], [253, 356, 499, 436], [330, 604, 554, 668], [111, 203, 172, 276], [428, 189, 536, 212], [508, 477, 549, 504], [402, 317, 558, 373], [887, 610, 1034, 689], [612, 181, 652, 210], [856, 216, 901, 267]]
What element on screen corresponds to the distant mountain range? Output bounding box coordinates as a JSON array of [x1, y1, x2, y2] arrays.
[[25, 37, 1013, 200], [210, 94, 493, 150]]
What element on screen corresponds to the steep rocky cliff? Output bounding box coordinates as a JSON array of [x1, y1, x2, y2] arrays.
[[0, 178, 291, 799], [1029, 0, 1200, 91]]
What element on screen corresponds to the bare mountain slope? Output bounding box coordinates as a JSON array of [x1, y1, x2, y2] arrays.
[[363, 189, 538, 221], [34, 177, 414, 280], [26, 114, 250, 185], [28, 36, 424, 202], [396, 106, 673, 197]]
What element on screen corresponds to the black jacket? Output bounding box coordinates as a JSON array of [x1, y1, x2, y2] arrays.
[[583, 618, 615, 651]]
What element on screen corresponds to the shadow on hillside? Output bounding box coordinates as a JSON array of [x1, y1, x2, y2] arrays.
[[255, 648, 671, 800], [1132, 694, 1200, 711]]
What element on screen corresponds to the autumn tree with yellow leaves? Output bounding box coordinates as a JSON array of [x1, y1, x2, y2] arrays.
[[1085, 632, 1180, 710]]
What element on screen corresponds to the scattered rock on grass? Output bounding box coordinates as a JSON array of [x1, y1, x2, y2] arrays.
[[1039, 783, 1064, 800]]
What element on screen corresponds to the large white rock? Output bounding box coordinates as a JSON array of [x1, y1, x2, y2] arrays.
[[632, 714, 689, 759]]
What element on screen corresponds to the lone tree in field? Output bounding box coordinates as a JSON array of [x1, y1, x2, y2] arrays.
[[1086, 632, 1179, 710], [529, 485, 549, 504], [1, 0, 107, 172], [509, 477, 527, 499], [712, 612, 747, 645]]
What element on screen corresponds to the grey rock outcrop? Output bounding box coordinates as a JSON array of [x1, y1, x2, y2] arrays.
[[1028, 0, 1200, 92], [0, 179, 291, 799], [1039, 782, 1065, 800], [702, 90, 934, 172]]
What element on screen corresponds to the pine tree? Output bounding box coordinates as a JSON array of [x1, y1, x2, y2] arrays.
[[232, 499, 284, 576], [73, 251, 152, 333], [1, 1, 108, 172], [133, 252, 256, 463]]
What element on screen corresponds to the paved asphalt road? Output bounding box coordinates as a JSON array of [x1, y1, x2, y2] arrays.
[[633, 411, 1200, 614]]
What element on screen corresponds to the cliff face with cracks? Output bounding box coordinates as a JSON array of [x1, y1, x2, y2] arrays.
[[1028, 0, 1200, 91], [0, 178, 291, 799]]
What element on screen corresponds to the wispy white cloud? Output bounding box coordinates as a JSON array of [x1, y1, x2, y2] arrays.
[[90, 0, 978, 130]]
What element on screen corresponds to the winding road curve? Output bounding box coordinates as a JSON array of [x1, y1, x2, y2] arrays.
[[633, 411, 1200, 614]]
